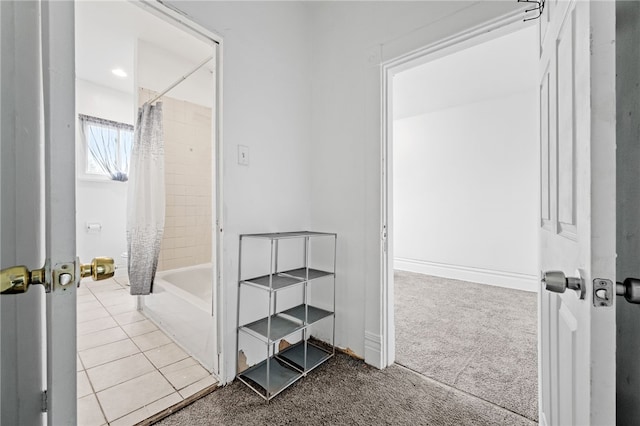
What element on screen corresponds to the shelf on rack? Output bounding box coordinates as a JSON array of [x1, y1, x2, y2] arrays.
[[241, 231, 336, 240], [238, 357, 302, 397], [241, 315, 302, 343], [240, 304, 333, 342], [242, 273, 303, 291], [243, 268, 333, 291], [278, 341, 333, 372], [280, 304, 333, 325], [281, 268, 333, 282]]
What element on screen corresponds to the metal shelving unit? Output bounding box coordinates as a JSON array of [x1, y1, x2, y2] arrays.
[[236, 231, 337, 401]]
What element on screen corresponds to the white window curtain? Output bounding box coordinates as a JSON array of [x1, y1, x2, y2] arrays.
[[127, 102, 165, 295], [79, 114, 133, 181]]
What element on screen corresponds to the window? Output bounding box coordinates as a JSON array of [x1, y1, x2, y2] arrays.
[[79, 114, 134, 181]]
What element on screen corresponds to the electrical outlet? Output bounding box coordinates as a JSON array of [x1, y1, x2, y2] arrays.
[[238, 145, 249, 166]]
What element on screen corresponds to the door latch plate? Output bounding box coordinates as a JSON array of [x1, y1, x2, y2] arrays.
[[593, 278, 613, 307], [52, 262, 75, 291]]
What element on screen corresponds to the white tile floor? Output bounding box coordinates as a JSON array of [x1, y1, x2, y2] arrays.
[[77, 276, 218, 426]]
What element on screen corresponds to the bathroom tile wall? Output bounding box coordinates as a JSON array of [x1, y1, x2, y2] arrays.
[[139, 88, 213, 271]]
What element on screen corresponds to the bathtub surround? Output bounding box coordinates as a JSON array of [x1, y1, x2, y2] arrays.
[[127, 102, 166, 295], [138, 88, 213, 272], [135, 87, 216, 371], [143, 265, 217, 371]]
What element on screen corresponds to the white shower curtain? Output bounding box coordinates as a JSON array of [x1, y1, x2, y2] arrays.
[[127, 102, 165, 295]]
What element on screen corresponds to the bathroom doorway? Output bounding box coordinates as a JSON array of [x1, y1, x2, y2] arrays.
[[74, 1, 223, 424]]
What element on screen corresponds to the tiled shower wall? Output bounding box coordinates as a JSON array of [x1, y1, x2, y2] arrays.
[[139, 88, 212, 271]]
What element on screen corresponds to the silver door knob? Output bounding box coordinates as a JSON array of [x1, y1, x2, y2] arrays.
[[542, 271, 585, 299], [617, 278, 640, 304]]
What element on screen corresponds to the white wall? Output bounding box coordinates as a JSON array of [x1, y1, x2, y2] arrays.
[[75, 79, 134, 272], [166, 1, 530, 376], [393, 91, 538, 290], [165, 1, 313, 383], [308, 1, 527, 366], [392, 27, 539, 291]]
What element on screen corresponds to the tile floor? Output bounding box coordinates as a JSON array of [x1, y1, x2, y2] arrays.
[[77, 276, 218, 426]]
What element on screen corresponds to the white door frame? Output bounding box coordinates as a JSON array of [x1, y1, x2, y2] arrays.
[[43, 1, 78, 422], [379, 10, 533, 368], [131, 0, 227, 381]]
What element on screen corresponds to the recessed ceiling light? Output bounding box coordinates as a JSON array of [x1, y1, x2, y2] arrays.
[[111, 68, 127, 78]]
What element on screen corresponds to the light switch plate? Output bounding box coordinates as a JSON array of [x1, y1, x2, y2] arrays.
[[238, 145, 249, 166]]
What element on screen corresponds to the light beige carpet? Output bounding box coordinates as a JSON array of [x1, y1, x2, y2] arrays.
[[157, 352, 535, 426], [156, 271, 537, 425], [394, 270, 538, 421]]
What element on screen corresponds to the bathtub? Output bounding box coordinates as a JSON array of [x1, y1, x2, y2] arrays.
[[141, 264, 216, 372]]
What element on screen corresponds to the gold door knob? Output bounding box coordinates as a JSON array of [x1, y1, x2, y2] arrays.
[[1, 257, 115, 295], [0, 265, 45, 294], [80, 257, 115, 281]]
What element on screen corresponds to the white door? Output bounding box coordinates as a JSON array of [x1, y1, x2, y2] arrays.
[[538, 1, 616, 425], [1, 1, 78, 424]]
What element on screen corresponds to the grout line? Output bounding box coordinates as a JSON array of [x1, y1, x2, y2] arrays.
[[81, 281, 115, 426], [79, 371, 108, 423], [78, 324, 134, 350], [127, 319, 202, 398], [82, 280, 145, 416], [394, 362, 537, 423], [79, 343, 137, 369], [136, 334, 219, 396], [85, 354, 153, 393], [135, 384, 219, 426], [129, 327, 217, 404], [77, 311, 112, 325], [137, 341, 183, 393], [78, 277, 218, 425], [162, 362, 212, 394], [77, 320, 121, 338], [77, 350, 87, 372], [128, 329, 167, 353], [108, 391, 180, 425]]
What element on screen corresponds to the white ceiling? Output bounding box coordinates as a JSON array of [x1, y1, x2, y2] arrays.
[[75, 0, 213, 95], [393, 25, 538, 120]]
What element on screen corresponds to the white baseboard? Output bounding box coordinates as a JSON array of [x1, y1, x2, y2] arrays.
[[539, 412, 548, 426], [364, 331, 383, 369], [394, 258, 538, 293]]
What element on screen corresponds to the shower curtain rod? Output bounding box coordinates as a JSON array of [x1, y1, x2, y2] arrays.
[[148, 54, 214, 105]]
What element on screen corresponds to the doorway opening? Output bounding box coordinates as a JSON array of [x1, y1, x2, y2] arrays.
[[383, 21, 539, 422], [74, 1, 222, 424]]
